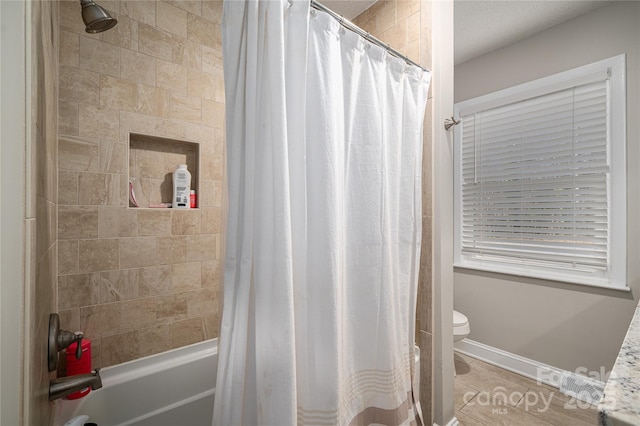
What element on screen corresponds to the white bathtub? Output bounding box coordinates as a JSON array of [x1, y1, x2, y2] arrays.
[[54, 339, 218, 426], [54, 339, 420, 426]]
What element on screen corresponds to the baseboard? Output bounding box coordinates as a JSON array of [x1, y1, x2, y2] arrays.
[[454, 339, 563, 387], [454, 338, 605, 404]]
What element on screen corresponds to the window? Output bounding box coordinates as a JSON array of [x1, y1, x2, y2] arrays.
[[454, 55, 627, 289]]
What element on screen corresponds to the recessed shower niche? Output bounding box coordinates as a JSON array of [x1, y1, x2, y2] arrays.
[[129, 133, 199, 208]]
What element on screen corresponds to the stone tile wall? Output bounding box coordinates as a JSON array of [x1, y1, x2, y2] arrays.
[[57, 0, 224, 369], [353, 1, 433, 423]]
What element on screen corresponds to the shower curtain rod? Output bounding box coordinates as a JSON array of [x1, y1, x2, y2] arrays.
[[309, 1, 430, 73]]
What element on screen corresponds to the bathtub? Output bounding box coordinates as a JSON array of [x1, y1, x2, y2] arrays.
[[54, 339, 420, 426], [54, 339, 218, 426]]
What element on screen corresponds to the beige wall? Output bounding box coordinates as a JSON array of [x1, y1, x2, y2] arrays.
[[454, 1, 640, 373], [29, 0, 60, 423], [57, 0, 224, 369], [353, 1, 434, 422]]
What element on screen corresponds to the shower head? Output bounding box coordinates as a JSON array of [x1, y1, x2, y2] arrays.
[[80, 0, 118, 34]]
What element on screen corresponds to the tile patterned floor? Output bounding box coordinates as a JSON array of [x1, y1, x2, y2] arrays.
[[454, 353, 598, 426]]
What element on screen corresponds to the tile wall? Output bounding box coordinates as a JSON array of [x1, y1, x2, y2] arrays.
[[353, 1, 434, 423], [29, 0, 59, 423], [57, 0, 224, 369]]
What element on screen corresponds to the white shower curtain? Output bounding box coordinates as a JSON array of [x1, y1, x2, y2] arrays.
[[214, 1, 431, 425]]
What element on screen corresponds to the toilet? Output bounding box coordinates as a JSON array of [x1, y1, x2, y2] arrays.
[[453, 310, 470, 342], [453, 310, 470, 376]]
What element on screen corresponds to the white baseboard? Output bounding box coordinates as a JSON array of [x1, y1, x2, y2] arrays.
[[454, 338, 604, 403], [454, 338, 563, 388]]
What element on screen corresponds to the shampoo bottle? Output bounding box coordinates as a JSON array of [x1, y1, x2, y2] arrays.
[[173, 164, 191, 209]]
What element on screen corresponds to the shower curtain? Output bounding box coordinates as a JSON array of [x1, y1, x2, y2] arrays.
[[214, 1, 431, 424]]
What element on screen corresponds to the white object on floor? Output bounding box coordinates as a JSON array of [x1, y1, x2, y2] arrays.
[[560, 371, 604, 406]]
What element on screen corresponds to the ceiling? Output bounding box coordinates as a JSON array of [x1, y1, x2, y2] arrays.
[[324, 0, 610, 65]]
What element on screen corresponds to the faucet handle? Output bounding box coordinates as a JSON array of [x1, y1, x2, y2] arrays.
[[73, 331, 83, 360], [48, 314, 87, 371], [56, 329, 83, 355]]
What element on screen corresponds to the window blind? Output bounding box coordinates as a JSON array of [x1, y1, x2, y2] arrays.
[[459, 79, 610, 272]]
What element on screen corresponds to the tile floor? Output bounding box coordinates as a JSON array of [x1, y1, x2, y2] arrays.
[[454, 352, 598, 425]]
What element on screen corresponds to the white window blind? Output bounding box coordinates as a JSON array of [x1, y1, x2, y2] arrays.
[[454, 55, 627, 289]]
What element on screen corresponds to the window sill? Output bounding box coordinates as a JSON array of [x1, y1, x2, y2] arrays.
[[453, 262, 630, 292]]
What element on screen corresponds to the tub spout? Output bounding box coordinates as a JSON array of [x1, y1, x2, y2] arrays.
[[49, 369, 102, 401]]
